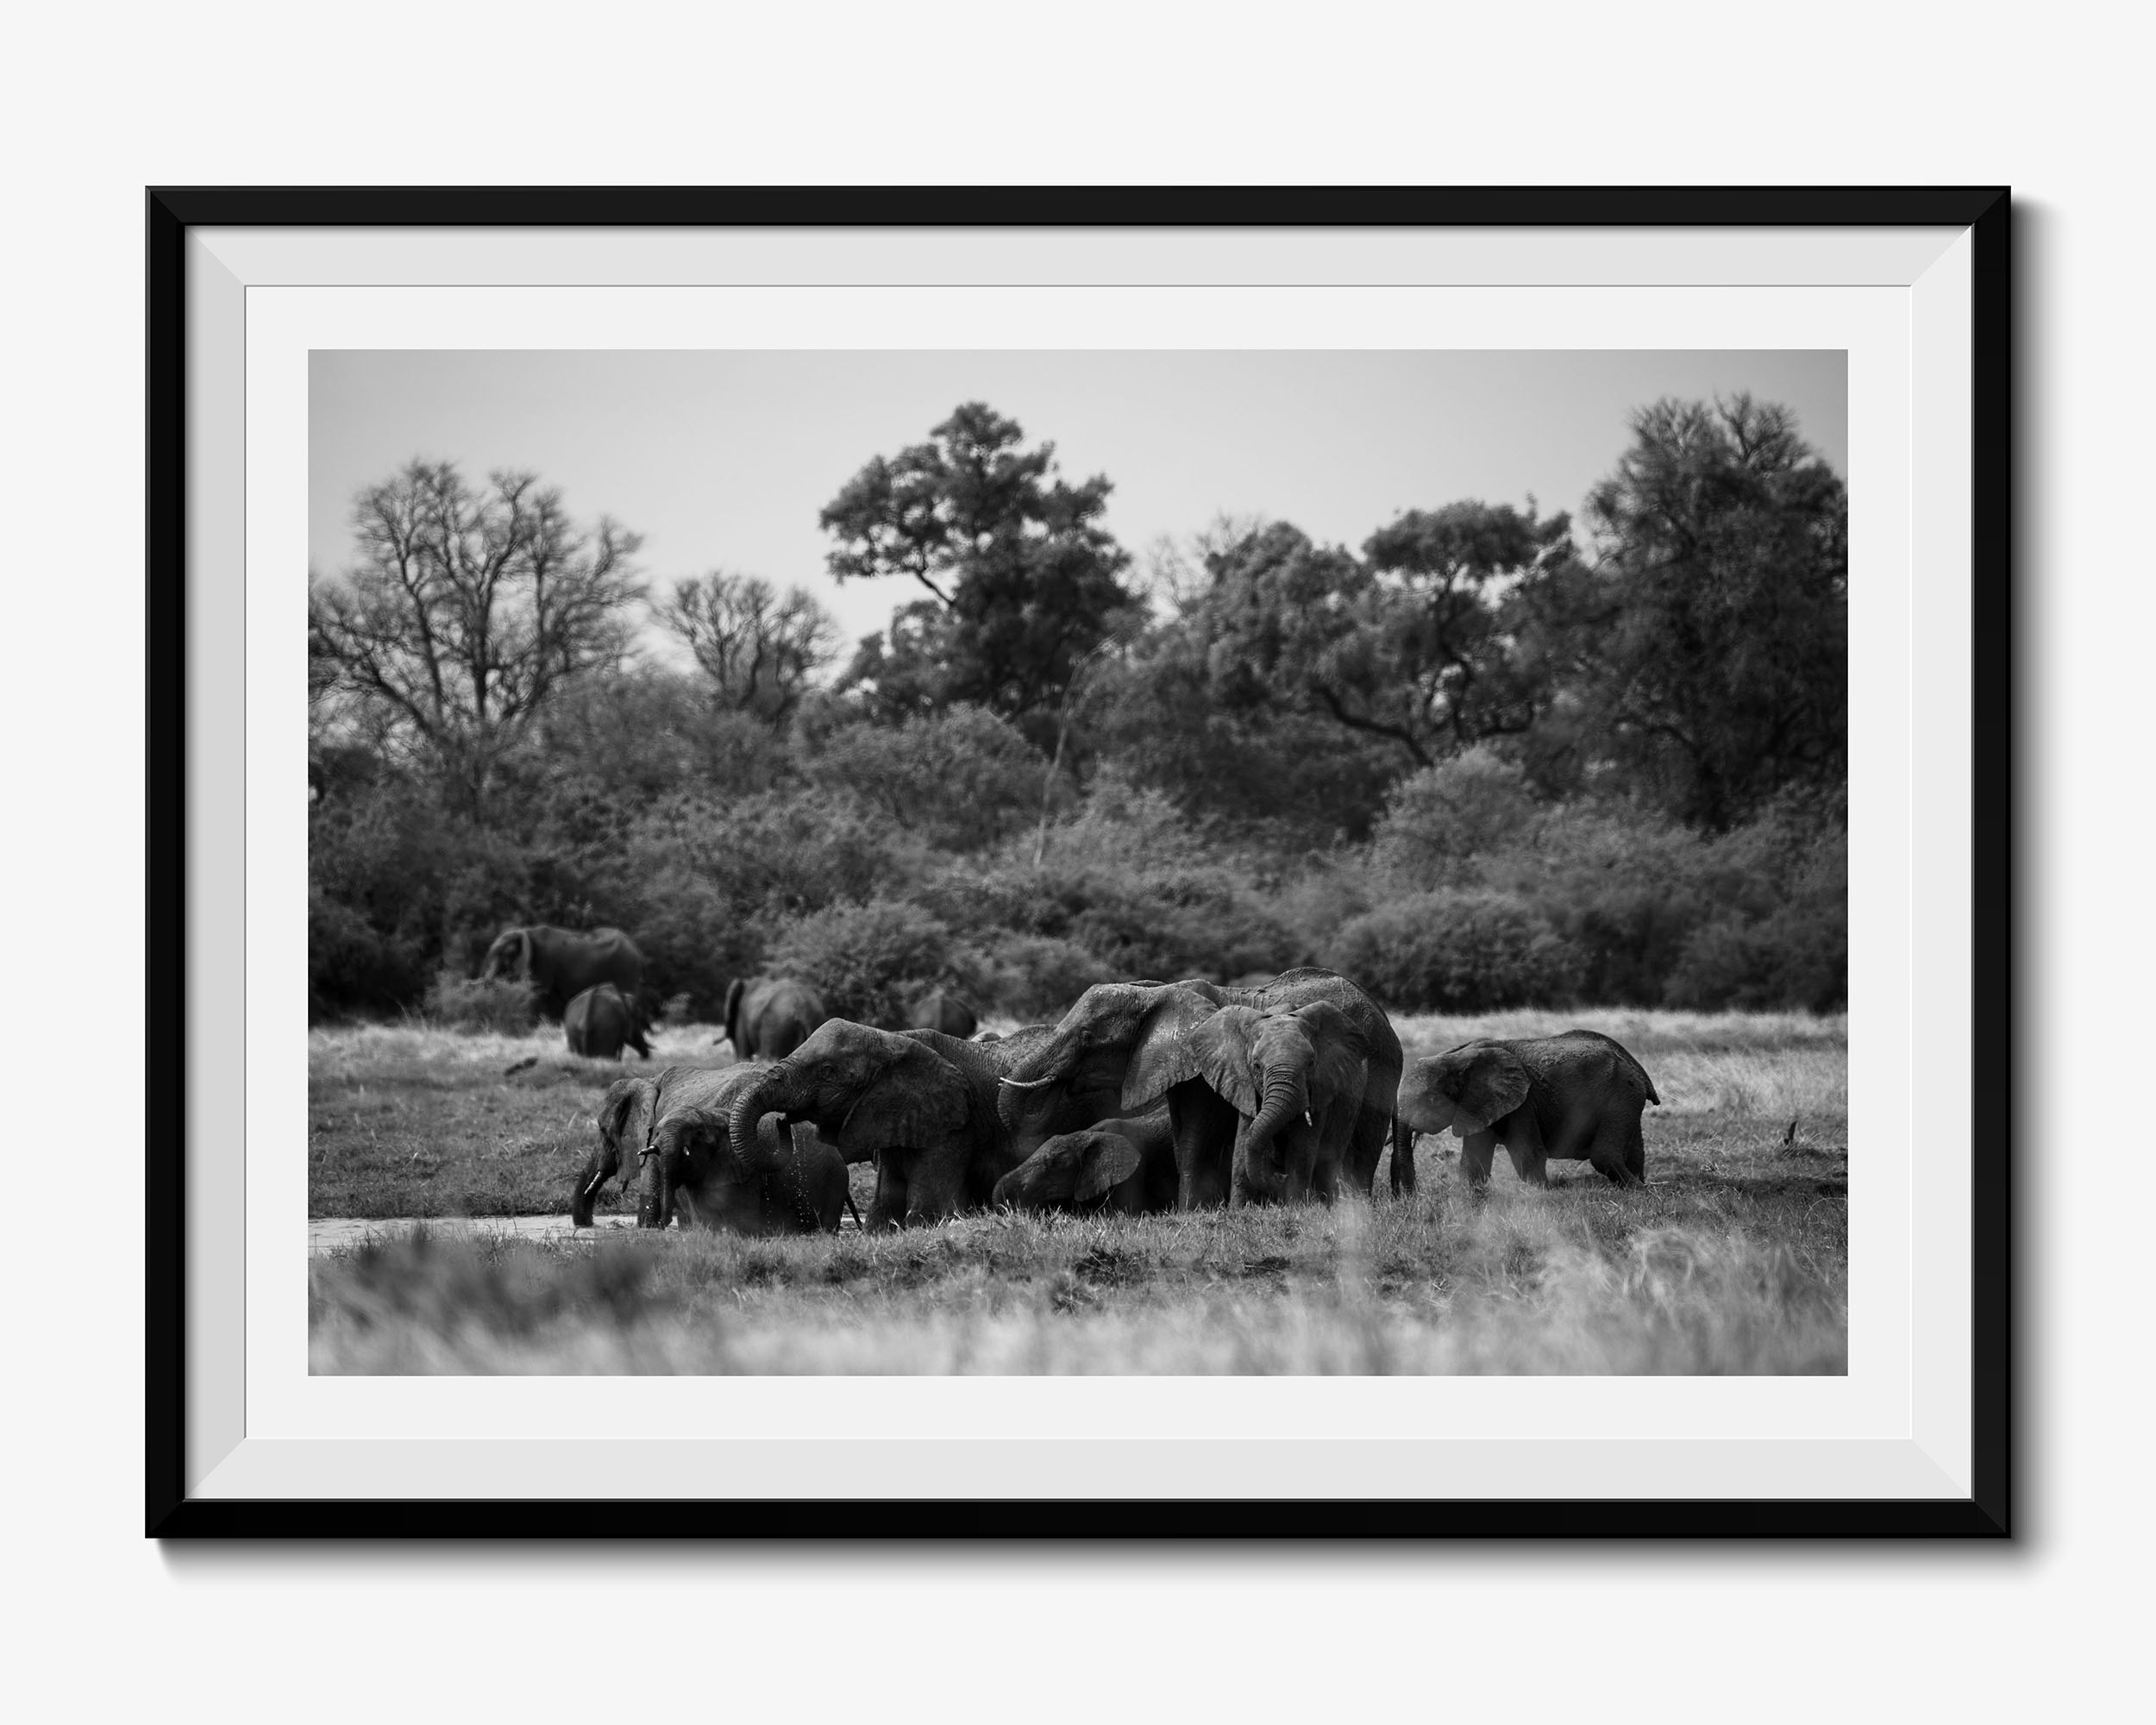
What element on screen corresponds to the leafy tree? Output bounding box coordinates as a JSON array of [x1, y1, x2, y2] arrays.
[[654, 570, 837, 725], [806, 705, 1044, 851], [1181, 504, 1578, 770], [309, 460, 643, 808], [819, 403, 1139, 737], [1570, 395, 1847, 829]]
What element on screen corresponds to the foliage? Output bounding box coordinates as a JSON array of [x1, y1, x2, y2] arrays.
[[421, 971, 540, 1032], [654, 570, 837, 724], [806, 705, 1044, 851], [1568, 395, 1848, 829], [823, 403, 1141, 737], [310, 460, 644, 808], [766, 899, 958, 1027], [1369, 747, 1543, 888], [1326, 888, 1576, 1013]]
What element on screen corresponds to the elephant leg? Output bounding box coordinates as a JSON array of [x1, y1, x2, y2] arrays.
[[1624, 1112, 1647, 1182], [1589, 1113, 1641, 1186], [1503, 1113, 1550, 1187], [903, 1145, 968, 1225], [1458, 1129, 1498, 1188], [1169, 1082, 1235, 1210], [866, 1154, 909, 1232]]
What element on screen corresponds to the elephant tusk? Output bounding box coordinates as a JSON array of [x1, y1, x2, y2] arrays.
[[580, 1169, 607, 1198], [1303, 1110, 1314, 1128], [999, 1074, 1055, 1090]]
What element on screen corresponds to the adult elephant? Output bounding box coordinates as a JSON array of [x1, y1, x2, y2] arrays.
[[724, 977, 829, 1062], [995, 968, 1412, 1210], [563, 983, 651, 1061], [570, 1066, 852, 1233], [1397, 1030, 1659, 1188], [724, 1020, 1113, 1229], [990, 1107, 1177, 1215], [481, 925, 644, 1020], [907, 988, 977, 1039], [1131, 1001, 1369, 1205]]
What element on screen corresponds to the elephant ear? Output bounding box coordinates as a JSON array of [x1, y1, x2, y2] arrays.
[[1294, 1003, 1365, 1111], [835, 1033, 971, 1157], [1121, 988, 1226, 1111], [1451, 1044, 1531, 1137], [1188, 1007, 1263, 1117], [1072, 1134, 1144, 1203], [596, 1078, 655, 1181]]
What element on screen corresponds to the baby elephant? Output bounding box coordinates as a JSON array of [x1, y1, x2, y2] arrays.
[[992, 1111, 1178, 1215], [563, 982, 650, 1060], [1398, 1029, 1658, 1188]]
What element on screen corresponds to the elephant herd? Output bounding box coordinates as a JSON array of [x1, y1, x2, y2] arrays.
[[522, 938, 1664, 1238]]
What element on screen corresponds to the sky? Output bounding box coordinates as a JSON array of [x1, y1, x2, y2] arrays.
[[310, 348, 1846, 650]]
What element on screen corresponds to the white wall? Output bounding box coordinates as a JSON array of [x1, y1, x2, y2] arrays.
[[0, 3, 2138, 1720]]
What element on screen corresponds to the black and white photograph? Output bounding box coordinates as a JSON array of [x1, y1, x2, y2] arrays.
[[304, 345, 1851, 1377]]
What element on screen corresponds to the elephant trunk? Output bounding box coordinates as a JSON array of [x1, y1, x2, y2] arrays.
[[568, 1149, 611, 1228], [636, 1129, 673, 1229], [1243, 1070, 1306, 1192], [727, 1066, 805, 1173]]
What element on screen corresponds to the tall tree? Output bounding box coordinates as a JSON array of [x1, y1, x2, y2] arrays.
[[1572, 395, 1847, 829], [818, 403, 1139, 737], [309, 460, 643, 808], [1184, 504, 1578, 769], [655, 570, 837, 725]]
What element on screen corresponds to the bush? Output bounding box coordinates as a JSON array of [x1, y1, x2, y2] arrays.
[[766, 900, 957, 1028], [978, 933, 1115, 1021], [1370, 748, 1541, 888], [1326, 889, 1576, 1013], [806, 706, 1044, 852], [421, 971, 541, 1032]]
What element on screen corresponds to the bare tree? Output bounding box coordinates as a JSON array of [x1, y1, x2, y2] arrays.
[[655, 570, 837, 724], [309, 460, 643, 806]]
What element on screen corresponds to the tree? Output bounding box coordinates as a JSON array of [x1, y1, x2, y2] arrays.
[[1181, 504, 1578, 770], [819, 403, 1139, 737], [309, 460, 643, 808], [654, 571, 837, 725], [1571, 395, 1847, 829]]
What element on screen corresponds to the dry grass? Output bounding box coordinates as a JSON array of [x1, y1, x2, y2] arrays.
[[309, 1009, 1846, 1375]]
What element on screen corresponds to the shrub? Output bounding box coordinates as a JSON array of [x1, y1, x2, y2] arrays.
[[421, 971, 541, 1032], [766, 900, 956, 1028], [806, 706, 1044, 852], [979, 933, 1115, 1021], [1369, 747, 1541, 888], [1326, 889, 1576, 1012]]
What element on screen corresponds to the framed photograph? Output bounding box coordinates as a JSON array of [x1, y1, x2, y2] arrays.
[[147, 186, 2009, 1537]]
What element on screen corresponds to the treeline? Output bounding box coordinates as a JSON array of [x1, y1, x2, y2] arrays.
[[309, 396, 1847, 1024]]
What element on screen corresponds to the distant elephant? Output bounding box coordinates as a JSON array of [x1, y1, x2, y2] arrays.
[[990, 1108, 1177, 1214], [723, 977, 829, 1062], [570, 1066, 852, 1233], [996, 968, 1412, 1209], [1130, 1001, 1369, 1205], [1396, 1029, 1660, 1188], [481, 925, 645, 1020], [908, 989, 978, 1039], [725, 1019, 1119, 1229], [562, 982, 651, 1061]]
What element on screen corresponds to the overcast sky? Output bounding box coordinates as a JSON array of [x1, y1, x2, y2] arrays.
[[310, 348, 1846, 650]]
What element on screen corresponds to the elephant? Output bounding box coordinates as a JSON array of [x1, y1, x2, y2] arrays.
[[1395, 1029, 1660, 1188], [907, 988, 978, 1038], [1129, 1001, 1369, 1205], [569, 1065, 854, 1233], [989, 1107, 1178, 1215], [723, 976, 829, 1062], [562, 982, 651, 1061], [724, 1019, 1118, 1229], [995, 968, 1413, 1210], [481, 925, 645, 1020]]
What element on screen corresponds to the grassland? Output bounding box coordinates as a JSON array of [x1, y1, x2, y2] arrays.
[[308, 1008, 1846, 1374]]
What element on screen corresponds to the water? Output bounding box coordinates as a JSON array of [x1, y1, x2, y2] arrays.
[[308, 1214, 638, 1255]]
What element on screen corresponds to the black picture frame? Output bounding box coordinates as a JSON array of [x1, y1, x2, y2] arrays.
[[147, 185, 2011, 1539]]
